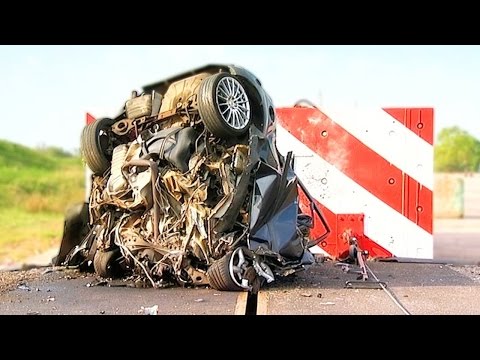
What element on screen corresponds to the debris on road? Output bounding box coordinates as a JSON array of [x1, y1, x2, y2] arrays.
[[86, 280, 108, 288], [138, 305, 158, 315], [194, 298, 205, 303], [46, 296, 55, 302], [0, 268, 42, 293], [300, 292, 312, 297], [42, 267, 65, 275], [17, 284, 31, 291], [449, 265, 480, 283]]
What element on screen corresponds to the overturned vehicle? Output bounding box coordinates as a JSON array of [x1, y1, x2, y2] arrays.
[[56, 64, 329, 292]]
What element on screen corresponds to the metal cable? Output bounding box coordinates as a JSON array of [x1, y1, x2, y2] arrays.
[[365, 264, 411, 315]]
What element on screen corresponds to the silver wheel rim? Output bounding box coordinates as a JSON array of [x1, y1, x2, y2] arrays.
[[216, 77, 251, 130], [229, 248, 250, 289]]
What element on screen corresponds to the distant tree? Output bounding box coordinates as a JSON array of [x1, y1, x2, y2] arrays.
[[434, 126, 480, 172]]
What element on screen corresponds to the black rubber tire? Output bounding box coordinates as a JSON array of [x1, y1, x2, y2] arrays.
[[80, 117, 115, 175], [207, 252, 243, 291], [93, 249, 121, 278], [198, 73, 252, 139]]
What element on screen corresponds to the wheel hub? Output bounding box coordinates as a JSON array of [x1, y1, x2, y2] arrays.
[[216, 76, 251, 130]]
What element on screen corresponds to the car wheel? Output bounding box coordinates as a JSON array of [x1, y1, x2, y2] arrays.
[[207, 247, 251, 291], [93, 249, 122, 278], [198, 73, 252, 139], [80, 117, 115, 175]]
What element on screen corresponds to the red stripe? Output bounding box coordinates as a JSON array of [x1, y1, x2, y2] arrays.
[[277, 107, 433, 234], [86, 113, 96, 125], [383, 108, 434, 145]]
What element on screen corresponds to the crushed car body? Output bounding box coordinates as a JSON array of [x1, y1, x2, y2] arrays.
[[55, 64, 330, 292]]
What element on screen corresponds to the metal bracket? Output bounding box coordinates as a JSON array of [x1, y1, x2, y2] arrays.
[[341, 233, 388, 290]]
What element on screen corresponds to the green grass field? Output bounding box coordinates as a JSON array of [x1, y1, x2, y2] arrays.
[[0, 140, 85, 263]]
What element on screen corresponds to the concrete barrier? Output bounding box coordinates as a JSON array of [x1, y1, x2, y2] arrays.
[[434, 173, 464, 218]]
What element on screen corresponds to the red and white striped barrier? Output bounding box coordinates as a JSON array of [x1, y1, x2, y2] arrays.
[[276, 106, 434, 260]]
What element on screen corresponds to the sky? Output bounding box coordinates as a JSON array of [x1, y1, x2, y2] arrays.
[[1, 45, 479, 152]]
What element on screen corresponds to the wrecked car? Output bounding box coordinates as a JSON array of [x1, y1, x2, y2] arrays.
[[55, 64, 329, 292]]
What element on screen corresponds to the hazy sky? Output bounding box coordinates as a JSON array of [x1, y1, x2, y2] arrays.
[[1, 45, 479, 152]]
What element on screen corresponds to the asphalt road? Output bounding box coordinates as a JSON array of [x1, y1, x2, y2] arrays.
[[0, 268, 241, 315], [2, 260, 480, 315], [262, 261, 480, 315]]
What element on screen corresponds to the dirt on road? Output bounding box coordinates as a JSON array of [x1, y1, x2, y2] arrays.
[[0, 268, 44, 293]]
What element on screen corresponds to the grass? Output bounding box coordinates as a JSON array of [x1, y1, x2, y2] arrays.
[[0, 139, 85, 264]]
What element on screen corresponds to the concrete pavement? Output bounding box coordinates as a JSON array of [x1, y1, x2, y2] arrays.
[[261, 261, 480, 315]]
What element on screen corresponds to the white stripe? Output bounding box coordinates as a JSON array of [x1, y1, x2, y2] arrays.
[[276, 125, 433, 259], [300, 106, 433, 190]]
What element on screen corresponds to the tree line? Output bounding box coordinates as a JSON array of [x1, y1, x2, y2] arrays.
[[434, 126, 480, 173]]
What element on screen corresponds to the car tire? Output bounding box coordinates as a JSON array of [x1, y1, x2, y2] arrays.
[[93, 249, 121, 278], [207, 251, 243, 291], [80, 117, 115, 175], [198, 73, 252, 139]]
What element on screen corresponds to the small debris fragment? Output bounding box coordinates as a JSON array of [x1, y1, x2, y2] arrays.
[[42, 268, 54, 275], [317, 293, 322, 298], [18, 284, 31, 291], [100, 310, 105, 314], [301, 293, 312, 298], [138, 305, 158, 315], [46, 296, 55, 302], [46, 289, 51, 292], [35, 288, 40, 292], [27, 311, 40, 315], [319, 302, 335, 305], [86, 280, 108, 287], [403, 295, 409, 297], [194, 298, 205, 302], [213, 293, 221, 296]]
